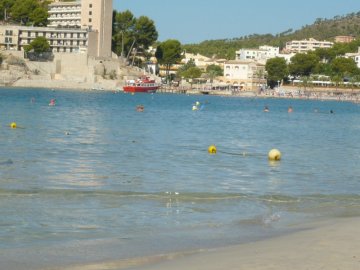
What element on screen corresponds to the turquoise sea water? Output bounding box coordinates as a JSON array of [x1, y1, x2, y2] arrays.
[[0, 88, 359, 269]]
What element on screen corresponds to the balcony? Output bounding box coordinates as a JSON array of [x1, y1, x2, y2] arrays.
[[48, 8, 81, 14], [48, 16, 81, 21]]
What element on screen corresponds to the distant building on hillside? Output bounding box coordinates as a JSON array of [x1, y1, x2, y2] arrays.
[[236, 45, 294, 64], [182, 53, 222, 70], [334, 35, 355, 43], [157, 52, 227, 78], [345, 47, 360, 68], [285, 38, 333, 53], [0, 0, 113, 58], [236, 46, 279, 62]]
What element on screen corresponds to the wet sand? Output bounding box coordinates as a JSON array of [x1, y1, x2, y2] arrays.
[[55, 217, 360, 270]]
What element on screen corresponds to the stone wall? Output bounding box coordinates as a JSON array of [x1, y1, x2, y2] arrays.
[[0, 50, 159, 90]]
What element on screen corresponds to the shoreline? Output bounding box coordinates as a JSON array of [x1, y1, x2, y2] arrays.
[[50, 217, 360, 270], [1, 84, 360, 103]]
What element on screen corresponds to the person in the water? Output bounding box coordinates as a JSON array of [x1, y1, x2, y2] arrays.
[[49, 99, 56, 106]]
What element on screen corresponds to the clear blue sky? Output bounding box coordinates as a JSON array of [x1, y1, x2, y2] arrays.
[[113, 0, 360, 44]]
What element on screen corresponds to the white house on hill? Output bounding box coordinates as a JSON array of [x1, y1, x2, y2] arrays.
[[345, 47, 360, 68], [236, 46, 279, 63]]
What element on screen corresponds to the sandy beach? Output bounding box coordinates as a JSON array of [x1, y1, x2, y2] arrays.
[[53, 217, 360, 270]]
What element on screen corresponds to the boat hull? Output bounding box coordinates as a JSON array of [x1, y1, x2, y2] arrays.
[[123, 86, 158, 93]]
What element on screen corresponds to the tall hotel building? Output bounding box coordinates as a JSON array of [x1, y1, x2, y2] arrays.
[[0, 0, 113, 58]]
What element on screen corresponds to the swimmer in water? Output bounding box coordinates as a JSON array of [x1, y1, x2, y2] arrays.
[[288, 106, 293, 113], [49, 99, 56, 106], [136, 105, 144, 112], [263, 106, 269, 112]]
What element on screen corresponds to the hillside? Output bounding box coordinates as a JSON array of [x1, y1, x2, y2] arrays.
[[183, 11, 360, 59]]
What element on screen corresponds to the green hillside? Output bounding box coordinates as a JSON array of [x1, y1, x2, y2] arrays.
[[183, 12, 360, 59]]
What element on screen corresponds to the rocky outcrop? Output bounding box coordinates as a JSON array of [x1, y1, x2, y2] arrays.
[[0, 54, 28, 86]]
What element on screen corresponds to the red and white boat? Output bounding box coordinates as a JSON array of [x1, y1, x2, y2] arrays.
[[123, 76, 159, 93]]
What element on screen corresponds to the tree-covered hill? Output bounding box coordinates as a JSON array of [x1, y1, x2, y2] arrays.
[[183, 11, 360, 59]]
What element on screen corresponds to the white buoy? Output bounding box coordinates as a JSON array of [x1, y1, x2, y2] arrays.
[[268, 149, 281, 161]]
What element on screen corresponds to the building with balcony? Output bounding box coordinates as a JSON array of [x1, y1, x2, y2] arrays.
[[236, 45, 295, 65], [222, 60, 266, 90], [285, 38, 334, 53], [236, 46, 280, 62], [0, 0, 113, 58], [334, 35, 355, 43], [0, 25, 88, 54], [48, 1, 82, 28]]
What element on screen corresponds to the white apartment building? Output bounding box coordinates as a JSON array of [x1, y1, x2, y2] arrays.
[[48, 1, 82, 28], [0, 0, 113, 58], [285, 38, 333, 53], [345, 47, 360, 68], [236, 46, 279, 62], [259, 45, 279, 58], [0, 25, 88, 53], [235, 45, 295, 65]]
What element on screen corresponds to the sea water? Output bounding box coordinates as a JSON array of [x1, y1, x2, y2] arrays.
[[0, 88, 359, 269]]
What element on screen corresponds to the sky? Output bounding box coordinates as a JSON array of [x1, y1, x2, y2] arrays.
[[113, 0, 360, 44]]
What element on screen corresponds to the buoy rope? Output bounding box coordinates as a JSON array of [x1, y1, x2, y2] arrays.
[[181, 146, 266, 157], [217, 150, 265, 157]]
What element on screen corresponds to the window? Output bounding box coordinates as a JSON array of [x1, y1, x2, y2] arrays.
[[89, 18, 92, 23], [89, 4, 92, 8], [5, 30, 13, 36], [89, 11, 92, 15]]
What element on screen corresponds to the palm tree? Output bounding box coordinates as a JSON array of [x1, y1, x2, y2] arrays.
[[254, 68, 265, 92]]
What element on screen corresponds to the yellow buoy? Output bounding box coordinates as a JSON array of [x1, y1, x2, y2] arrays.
[[208, 145, 217, 154], [10, 122, 17, 129], [195, 101, 200, 106], [192, 105, 199, 111], [268, 149, 281, 161]]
